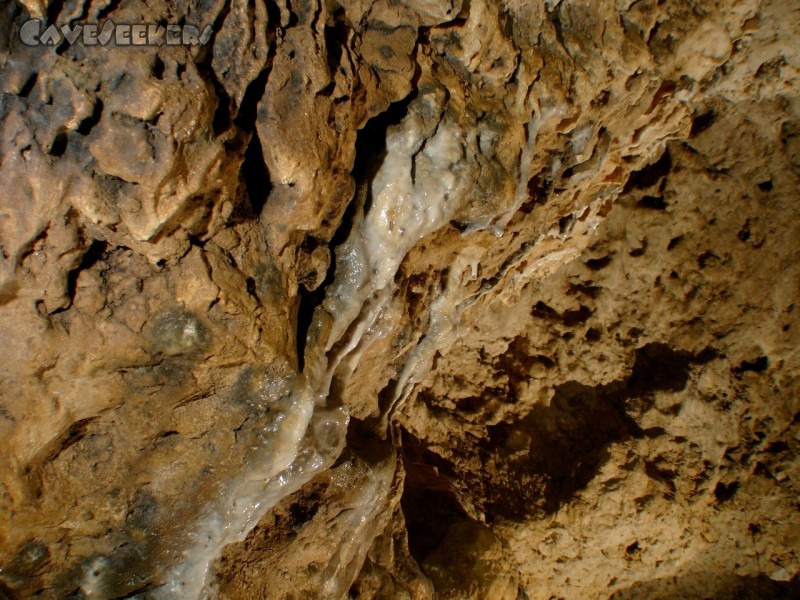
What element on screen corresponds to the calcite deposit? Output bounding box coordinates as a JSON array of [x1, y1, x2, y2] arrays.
[[0, 0, 798, 598]]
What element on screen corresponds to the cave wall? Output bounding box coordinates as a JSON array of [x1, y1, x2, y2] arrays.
[[0, 0, 798, 598]]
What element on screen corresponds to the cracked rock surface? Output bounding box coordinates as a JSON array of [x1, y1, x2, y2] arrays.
[[0, 0, 799, 598]]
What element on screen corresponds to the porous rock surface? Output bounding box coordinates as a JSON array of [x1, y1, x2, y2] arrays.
[[0, 0, 799, 598]]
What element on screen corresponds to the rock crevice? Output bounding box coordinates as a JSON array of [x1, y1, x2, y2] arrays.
[[0, 0, 798, 598]]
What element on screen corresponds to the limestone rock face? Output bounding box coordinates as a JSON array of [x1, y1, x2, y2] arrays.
[[0, 0, 798, 598]]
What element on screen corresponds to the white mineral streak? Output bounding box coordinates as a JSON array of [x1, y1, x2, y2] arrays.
[[302, 96, 481, 594], [385, 100, 587, 418], [330, 116, 466, 348], [157, 390, 349, 599], [152, 93, 474, 599], [156, 82, 610, 597], [306, 91, 606, 593], [495, 101, 566, 230], [392, 245, 486, 412], [305, 92, 475, 399]]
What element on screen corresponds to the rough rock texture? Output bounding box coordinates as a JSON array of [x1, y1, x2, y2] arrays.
[[0, 0, 799, 598]]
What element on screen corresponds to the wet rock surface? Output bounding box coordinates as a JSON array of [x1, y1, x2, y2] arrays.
[[0, 0, 799, 598]]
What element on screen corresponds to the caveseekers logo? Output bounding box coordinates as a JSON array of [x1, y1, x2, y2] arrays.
[[19, 19, 213, 47]]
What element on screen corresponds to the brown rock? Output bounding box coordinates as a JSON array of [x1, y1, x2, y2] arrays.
[[0, 0, 798, 598]]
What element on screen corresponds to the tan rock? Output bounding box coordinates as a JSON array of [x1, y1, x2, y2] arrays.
[[0, 0, 798, 598]]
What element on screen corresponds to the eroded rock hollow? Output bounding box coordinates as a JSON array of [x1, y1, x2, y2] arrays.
[[1, 0, 799, 597]]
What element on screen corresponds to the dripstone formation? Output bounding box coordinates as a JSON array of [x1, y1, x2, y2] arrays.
[[0, 0, 798, 598]]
